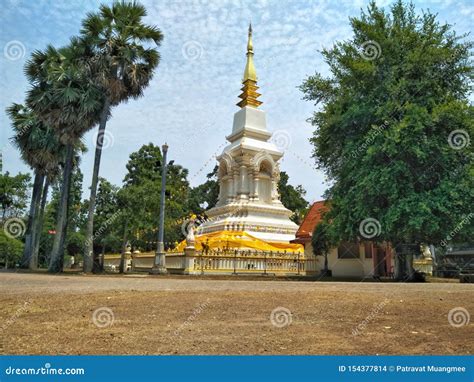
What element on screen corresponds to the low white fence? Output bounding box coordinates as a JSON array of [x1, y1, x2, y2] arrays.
[[104, 249, 317, 276], [187, 249, 312, 275]]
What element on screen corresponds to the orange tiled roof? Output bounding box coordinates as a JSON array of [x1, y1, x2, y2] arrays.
[[292, 200, 329, 243]]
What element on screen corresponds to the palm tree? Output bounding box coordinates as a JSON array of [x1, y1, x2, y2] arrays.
[[7, 103, 63, 269], [80, 0, 163, 272], [25, 42, 104, 273]]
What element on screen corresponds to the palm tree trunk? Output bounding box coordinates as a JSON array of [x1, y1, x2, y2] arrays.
[[20, 172, 44, 269], [48, 144, 74, 273], [84, 99, 110, 273], [32, 178, 49, 268]]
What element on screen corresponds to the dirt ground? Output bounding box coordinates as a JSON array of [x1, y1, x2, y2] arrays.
[[1, 272, 473, 355]]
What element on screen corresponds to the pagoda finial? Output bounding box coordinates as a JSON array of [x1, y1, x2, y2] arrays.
[[247, 23, 253, 53], [237, 23, 262, 109]]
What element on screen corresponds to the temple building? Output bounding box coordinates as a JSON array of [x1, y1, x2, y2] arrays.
[[102, 30, 437, 277], [103, 26, 306, 275], [185, 24, 301, 252], [292, 200, 433, 279]]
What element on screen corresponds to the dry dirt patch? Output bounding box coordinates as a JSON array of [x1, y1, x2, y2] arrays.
[[1, 273, 473, 355]]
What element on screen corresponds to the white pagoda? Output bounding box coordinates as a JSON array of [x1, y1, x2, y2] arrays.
[[196, 25, 299, 247]]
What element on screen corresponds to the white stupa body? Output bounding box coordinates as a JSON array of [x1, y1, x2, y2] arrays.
[[197, 106, 299, 243]]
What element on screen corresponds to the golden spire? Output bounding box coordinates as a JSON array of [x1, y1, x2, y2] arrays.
[[237, 23, 262, 109]]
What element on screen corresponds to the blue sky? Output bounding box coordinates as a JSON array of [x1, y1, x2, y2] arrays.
[[1, 0, 473, 204]]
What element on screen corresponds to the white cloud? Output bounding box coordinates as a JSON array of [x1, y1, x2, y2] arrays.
[[1, 0, 472, 204]]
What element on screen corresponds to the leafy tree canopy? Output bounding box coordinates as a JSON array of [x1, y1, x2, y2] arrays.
[[120, 143, 192, 250], [0, 230, 24, 268], [0, 172, 31, 219], [278, 171, 309, 224], [300, 1, 474, 249]]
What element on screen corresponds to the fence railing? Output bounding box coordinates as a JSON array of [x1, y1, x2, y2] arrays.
[[103, 248, 317, 276], [189, 248, 306, 275]]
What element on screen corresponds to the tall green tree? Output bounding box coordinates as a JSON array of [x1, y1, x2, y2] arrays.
[[120, 143, 191, 251], [311, 220, 333, 275], [300, 1, 473, 280], [0, 231, 24, 269], [81, 1, 163, 272], [26, 41, 104, 272], [93, 177, 121, 266], [0, 171, 30, 220], [278, 171, 309, 224]]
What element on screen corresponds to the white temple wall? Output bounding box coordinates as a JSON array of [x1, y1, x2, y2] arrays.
[[239, 165, 249, 195], [258, 175, 272, 203]]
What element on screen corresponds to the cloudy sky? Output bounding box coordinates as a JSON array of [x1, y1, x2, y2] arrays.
[[1, 0, 473, 204]]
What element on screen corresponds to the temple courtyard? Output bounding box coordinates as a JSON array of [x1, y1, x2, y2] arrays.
[[1, 272, 473, 355]]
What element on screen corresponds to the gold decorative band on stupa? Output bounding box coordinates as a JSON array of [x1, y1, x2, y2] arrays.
[[237, 80, 262, 108], [237, 23, 262, 109]]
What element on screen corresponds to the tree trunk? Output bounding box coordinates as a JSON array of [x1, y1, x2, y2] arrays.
[[20, 172, 44, 269], [48, 144, 74, 273], [28, 175, 46, 270], [394, 247, 417, 281], [394, 252, 405, 281], [323, 252, 328, 272], [32, 178, 49, 269], [119, 218, 129, 274], [406, 253, 415, 281], [84, 99, 110, 273]]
